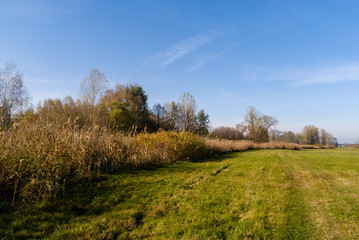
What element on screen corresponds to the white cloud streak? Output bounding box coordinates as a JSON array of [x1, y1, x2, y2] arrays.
[[242, 63, 359, 86], [290, 64, 359, 86], [185, 52, 223, 73], [148, 30, 223, 69], [185, 60, 208, 73]]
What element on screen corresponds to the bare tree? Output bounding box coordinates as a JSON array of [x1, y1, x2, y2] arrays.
[[269, 129, 282, 141], [236, 123, 247, 136], [151, 103, 164, 125], [80, 68, 109, 107], [178, 93, 197, 132], [0, 63, 29, 130], [320, 129, 329, 145], [278, 131, 297, 143], [320, 129, 337, 146], [241, 106, 278, 142], [163, 101, 180, 130]]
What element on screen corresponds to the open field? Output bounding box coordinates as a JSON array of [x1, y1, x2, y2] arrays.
[[2, 148, 359, 239]]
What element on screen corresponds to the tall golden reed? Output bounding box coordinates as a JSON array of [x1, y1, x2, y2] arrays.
[[0, 122, 320, 204]]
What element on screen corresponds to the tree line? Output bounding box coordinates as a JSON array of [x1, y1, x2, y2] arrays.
[[0, 65, 210, 135], [210, 106, 337, 146], [0, 63, 337, 146]]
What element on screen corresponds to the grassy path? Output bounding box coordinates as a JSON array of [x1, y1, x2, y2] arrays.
[[280, 149, 359, 239], [2, 148, 359, 239]]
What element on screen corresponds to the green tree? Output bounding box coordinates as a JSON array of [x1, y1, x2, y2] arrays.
[[109, 100, 133, 130], [101, 84, 151, 132], [196, 109, 210, 136]]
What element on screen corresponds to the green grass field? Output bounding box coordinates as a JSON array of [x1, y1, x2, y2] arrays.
[[2, 148, 359, 239]]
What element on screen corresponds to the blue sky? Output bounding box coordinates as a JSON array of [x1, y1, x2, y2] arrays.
[[1, 0, 359, 143]]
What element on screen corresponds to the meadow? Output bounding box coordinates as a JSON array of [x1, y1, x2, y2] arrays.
[[2, 148, 359, 239], [1, 1, 357, 239]]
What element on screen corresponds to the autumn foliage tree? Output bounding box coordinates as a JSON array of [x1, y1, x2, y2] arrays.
[[300, 125, 320, 145]]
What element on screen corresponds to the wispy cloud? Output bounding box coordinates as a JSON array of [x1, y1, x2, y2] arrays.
[[290, 64, 359, 86], [148, 29, 224, 69], [184, 25, 286, 73], [185, 61, 208, 73], [241, 63, 359, 86], [185, 52, 223, 73]]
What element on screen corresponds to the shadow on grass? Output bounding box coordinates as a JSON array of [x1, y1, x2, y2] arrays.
[[0, 175, 138, 238], [0, 151, 240, 239], [116, 151, 239, 173], [193, 151, 240, 163]]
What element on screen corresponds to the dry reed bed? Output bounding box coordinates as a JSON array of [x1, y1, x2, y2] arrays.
[[0, 123, 322, 204], [204, 138, 318, 152]]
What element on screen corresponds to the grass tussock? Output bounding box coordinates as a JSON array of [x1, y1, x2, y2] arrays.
[[0, 123, 329, 204]]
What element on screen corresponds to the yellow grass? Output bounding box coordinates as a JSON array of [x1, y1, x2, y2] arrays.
[[0, 122, 324, 204]]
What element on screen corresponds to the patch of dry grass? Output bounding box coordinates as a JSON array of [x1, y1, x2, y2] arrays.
[[0, 123, 209, 204], [205, 138, 318, 152], [0, 122, 326, 204]]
